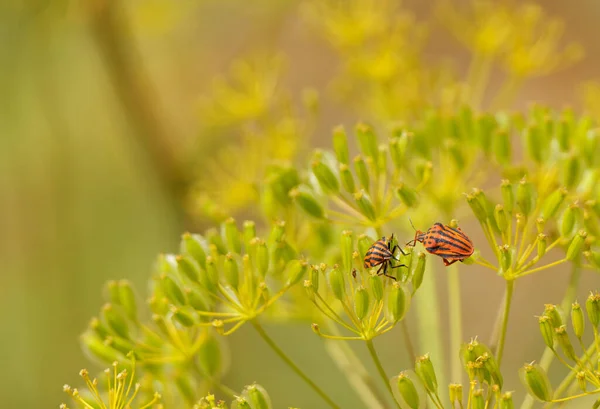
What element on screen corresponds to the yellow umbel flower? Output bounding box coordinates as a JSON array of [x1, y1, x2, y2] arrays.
[[62, 358, 161, 409]]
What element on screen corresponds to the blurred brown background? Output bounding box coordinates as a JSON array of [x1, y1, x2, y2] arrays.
[[2, 1, 600, 407]]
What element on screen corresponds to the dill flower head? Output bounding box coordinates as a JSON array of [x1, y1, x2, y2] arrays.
[[62, 358, 161, 409]]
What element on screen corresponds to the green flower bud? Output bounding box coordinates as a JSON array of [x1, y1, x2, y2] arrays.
[[494, 129, 511, 165], [472, 389, 485, 409], [386, 283, 410, 323], [243, 221, 256, 249], [176, 255, 200, 283], [106, 280, 120, 306], [411, 252, 426, 292], [466, 193, 488, 223], [289, 187, 324, 219], [268, 220, 285, 246], [304, 280, 316, 300], [312, 158, 340, 193], [332, 125, 349, 164], [449, 384, 463, 406], [222, 218, 242, 254], [339, 164, 356, 193], [172, 306, 195, 327], [554, 326, 577, 361], [148, 296, 169, 316], [475, 113, 497, 155], [540, 188, 568, 219], [285, 260, 308, 287], [89, 317, 110, 339], [102, 303, 129, 339], [544, 304, 563, 328], [354, 155, 370, 191], [255, 240, 269, 278], [536, 217, 546, 234], [517, 178, 535, 217], [583, 128, 599, 166], [341, 230, 354, 273], [576, 371, 587, 392], [415, 354, 438, 394], [478, 352, 503, 388], [117, 280, 137, 322], [389, 133, 409, 171], [197, 331, 223, 377], [327, 265, 346, 300], [585, 250, 600, 269], [499, 392, 515, 409], [396, 372, 420, 409], [309, 265, 320, 292], [586, 292, 600, 328], [104, 335, 135, 356], [185, 287, 211, 312], [562, 155, 581, 189], [200, 257, 219, 294], [175, 371, 196, 404], [356, 122, 379, 162], [369, 274, 384, 301], [566, 230, 587, 261], [561, 203, 580, 238], [81, 332, 121, 363], [396, 183, 419, 207], [223, 253, 239, 290], [539, 316, 555, 349], [556, 117, 571, 151], [235, 397, 252, 409], [491, 205, 507, 234], [499, 245, 512, 274], [245, 384, 272, 409], [571, 302, 585, 339], [181, 233, 207, 269], [416, 161, 433, 186], [354, 190, 377, 221], [537, 234, 547, 259], [520, 362, 553, 401], [354, 287, 370, 321], [378, 145, 388, 174], [205, 228, 227, 255], [500, 180, 514, 214], [525, 124, 545, 163]]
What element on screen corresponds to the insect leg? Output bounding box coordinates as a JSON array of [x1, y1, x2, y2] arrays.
[[443, 258, 460, 266]]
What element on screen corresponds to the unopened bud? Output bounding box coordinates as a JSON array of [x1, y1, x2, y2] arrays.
[[499, 245, 512, 274], [202, 257, 220, 294], [396, 372, 420, 409], [576, 371, 587, 392], [466, 193, 488, 223], [356, 122, 379, 162], [538, 316, 555, 349], [171, 306, 195, 327], [396, 183, 419, 207], [415, 354, 438, 394], [517, 178, 535, 217], [354, 287, 370, 320], [285, 260, 308, 287], [494, 205, 509, 233], [81, 333, 121, 364], [586, 292, 600, 328], [386, 282, 410, 323], [354, 190, 377, 221], [540, 188, 568, 219], [289, 187, 324, 219], [354, 155, 370, 191], [312, 158, 340, 193], [562, 154, 581, 189], [501, 180, 514, 214], [243, 221, 256, 249], [245, 384, 272, 409], [571, 302, 585, 339], [176, 255, 200, 283], [520, 362, 553, 402], [554, 326, 577, 361], [561, 203, 581, 238], [478, 352, 503, 388], [181, 233, 207, 269], [327, 265, 346, 300], [205, 228, 227, 255], [223, 254, 239, 290], [472, 389, 485, 409], [412, 252, 426, 292], [255, 240, 269, 278], [332, 125, 349, 164], [102, 304, 129, 339], [389, 133, 409, 171], [339, 164, 356, 193], [500, 392, 515, 409], [222, 218, 241, 254], [537, 234, 547, 259], [449, 384, 463, 406], [566, 230, 587, 261], [118, 280, 137, 322], [493, 128, 511, 165], [544, 304, 563, 328], [369, 275, 384, 301]]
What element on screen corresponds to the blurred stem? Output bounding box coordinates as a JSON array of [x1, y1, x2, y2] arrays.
[[520, 263, 581, 409], [325, 325, 390, 409], [448, 263, 463, 383], [415, 261, 448, 400], [85, 0, 187, 205], [466, 53, 493, 110], [365, 340, 402, 409], [495, 279, 514, 366], [400, 320, 416, 360], [251, 320, 341, 409]]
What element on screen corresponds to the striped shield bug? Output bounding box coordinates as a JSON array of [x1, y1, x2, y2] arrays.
[[363, 234, 407, 280], [407, 222, 474, 266]]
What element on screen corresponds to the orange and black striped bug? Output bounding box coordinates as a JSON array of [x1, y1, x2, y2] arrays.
[[407, 222, 474, 266], [363, 234, 407, 280]]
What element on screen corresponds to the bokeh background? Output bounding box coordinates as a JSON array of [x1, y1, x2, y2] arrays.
[[2, 0, 600, 407]]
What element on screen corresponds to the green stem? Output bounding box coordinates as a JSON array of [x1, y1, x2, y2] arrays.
[[496, 279, 514, 366], [448, 263, 463, 383], [366, 339, 402, 409], [251, 320, 341, 409]]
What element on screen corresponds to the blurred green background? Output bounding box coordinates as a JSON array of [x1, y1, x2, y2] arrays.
[[2, 1, 600, 407]]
